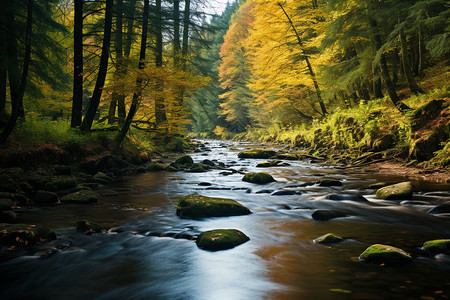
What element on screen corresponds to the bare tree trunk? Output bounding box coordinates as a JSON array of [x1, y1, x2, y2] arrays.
[[0, 15, 7, 121], [154, 0, 167, 128], [80, 0, 114, 132], [71, 0, 83, 127], [417, 28, 423, 75], [1, 0, 33, 143], [399, 26, 423, 94], [115, 0, 149, 147], [109, 0, 124, 125], [278, 3, 327, 116], [173, 0, 180, 68]]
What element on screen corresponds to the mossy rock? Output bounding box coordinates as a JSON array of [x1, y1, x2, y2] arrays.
[[0, 175, 17, 193], [43, 178, 77, 192], [174, 155, 194, 166], [34, 190, 59, 204], [0, 223, 56, 247], [79, 182, 100, 190], [93, 172, 113, 184], [61, 190, 98, 204], [376, 182, 414, 200], [146, 162, 167, 171], [318, 179, 343, 187], [359, 244, 412, 264], [422, 239, 450, 255], [313, 233, 344, 244], [256, 160, 287, 168], [76, 220, 104, 234], [176, 194, 251, 218], [196, 229, 250, 251], [256, 162, 273, 168], [312, 210, 347, 221], [276, 153, 298, 160], [238, 149, 276, 159], [242, 172, 275, 184], [0, 199, 13, 211], [0, 192, 14, 201]]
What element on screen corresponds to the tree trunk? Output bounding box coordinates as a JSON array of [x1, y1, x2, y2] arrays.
[[0, 13, 7, 120], [154, 0, 167, 128], [173, 0, 180, 68], [71, 0, 83, 127], [1, 0, 33, 143], [80, 0, 114, 132], [417, 28, 423, 75], [372, 67, 383, 99], [399, 26, 423, 94], [109, 0, 124, 125], [115, 0, 149, 147], [181, 0, 190, 70], [278, 3, 327, 116], [368, 15, 405, 111]]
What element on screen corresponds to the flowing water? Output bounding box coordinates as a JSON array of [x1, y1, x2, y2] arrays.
[[1, 140, 450, 300]]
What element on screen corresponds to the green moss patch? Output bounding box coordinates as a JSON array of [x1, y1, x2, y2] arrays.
[[242, 172, 275, 184], [359, 244, 412, 264], [313, 233, 344, 244], [238, 149, 276, 159], [0, 223, 56, 247], [61, 190, 98, 204], [196, 229, 250, 251], [43, 178, 77, 191], [376, 182, 414, 200], [176, 194, 251, 218], [422, 239, 450, 254]]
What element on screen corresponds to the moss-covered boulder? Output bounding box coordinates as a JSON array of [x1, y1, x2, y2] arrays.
[[242, 172, 275, 184], [174, 155, 194, 166], [0, 223, 56, 247], [276, 153, 298, 160], [0, 175, 17, 193], [238, 149, 276, 159], [43, 178, 77, 192], [313, 233, 344, 244], [176, 195, 251, 218], [61, 190, 98, 204], [312, 210, 347, 221], [93, 172, 113, 184], [375, 182, 414, 200], [196, 229, 250, 251], [318, 179, 343, 187], [422, 239, 450, 255], [34, 190, 59, 204], [76, 220, 105, 234], [146, 162, 167, 171], [359, 244, 412, 264], [256, 160, 289, 168]]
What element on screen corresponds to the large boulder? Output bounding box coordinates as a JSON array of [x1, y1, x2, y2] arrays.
[[376, 182, 414, 200], [242, 172, 275, 184], [176, 194, 251, 218], [43, 178, 77, 192], [196, 229, 250, 251], [0, 223, 56, 247], [81, 153, 134, 174], [422, 239, 450, 255], [34, 190, 59, 204], [238, 149, 276, 159], [174, 155, 194, 166], [313, 233, 344, 244], [359, 244, 412, 264], [61, 190, 98, 204]]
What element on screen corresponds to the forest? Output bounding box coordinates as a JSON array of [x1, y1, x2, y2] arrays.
[[0, 1, 450, 299]]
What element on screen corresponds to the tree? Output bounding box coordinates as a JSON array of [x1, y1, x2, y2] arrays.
[[80, 0, 114, 132], [71, 0, 83, 127], [154, 0, 167, 129]]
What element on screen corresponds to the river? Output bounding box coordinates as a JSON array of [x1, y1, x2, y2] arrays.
[[1, 140, 449, 299]]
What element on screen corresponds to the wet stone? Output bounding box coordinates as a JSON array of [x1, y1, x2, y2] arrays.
[[428, 202, 450, 214], [255, 190, 274, 194], [376, 181, 414, 200], [196, 229, 250, 251], [313, 233, 344, 244], [176, 194, 251, 218], [271, 190, 299, 196], [325, 194, 368, 202], [312, 209, 347, 221], [422, 239, 450, 255], [359, 244, 412, 264], [317, 179, 343, 187]]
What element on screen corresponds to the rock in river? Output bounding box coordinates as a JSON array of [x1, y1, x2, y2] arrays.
[[359, 244, 412, 264], [176, 194, 251, 218], [196, 229, 250, 251], [317, 179, 342, 187], [34, 190, 59, 204], [61, 190, 98, 204], [428, 202, 450, 214], [313, 233, 344, 244], [312, 209, 347, 221], [76, 220, 105, 234], [0, 223, 56, 247], [242, 172, 275, 184], [422, 239, 450, 255], [238, 149, 276, 159], [325, 194, 368, 202], [375, 182, 414, 200]]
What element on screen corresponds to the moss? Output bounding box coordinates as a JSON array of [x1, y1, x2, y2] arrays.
[[318, 179, 343, 187], [0, 223, 57, 247], [376, 182, 414, 200], [93, 172, 113, 183], [238, 149, 276, 159], [61, 190, 98, 204], [276, 153, 298, 160], [312, 210, 347, 221], [146, 162, 167, 171], [256, 162, 273, 168], [43, 178, 77, 191], [422, 239, 450, 254], [174, 155, 194, 166], [76, 220, 104, 234], [176, 194, 251, 218], [359, 244, 412, 264], [196, 229, 250, 251], [313, 233, 344, 244], [242, 172, 275, 184]]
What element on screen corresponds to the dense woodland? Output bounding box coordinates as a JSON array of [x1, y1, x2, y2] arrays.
[[0, 0, 448, 167]]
